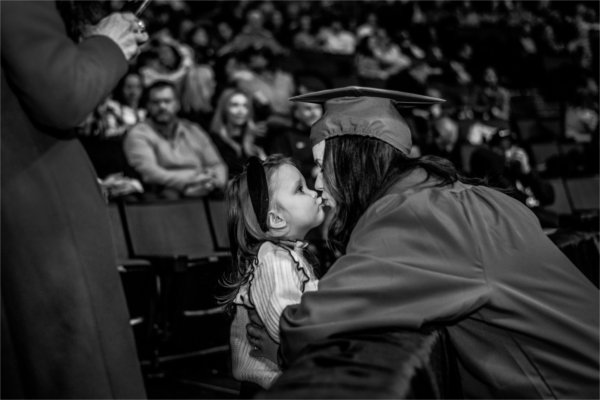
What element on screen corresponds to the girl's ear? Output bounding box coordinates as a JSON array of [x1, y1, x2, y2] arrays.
[[267, 210, 287, 236]]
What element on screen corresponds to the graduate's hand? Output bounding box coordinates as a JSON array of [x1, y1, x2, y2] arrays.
[[247, 308, 279, 364]]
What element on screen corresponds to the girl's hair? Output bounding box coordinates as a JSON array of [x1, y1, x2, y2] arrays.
[[322, 136, 473, 255], [218, 154, 297, 314]]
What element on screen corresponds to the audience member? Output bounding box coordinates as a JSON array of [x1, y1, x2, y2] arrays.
[[469, 128, 554, 209], [292, 14, 320, 51], [179, 23, 218, 128], [265, 100, 323, 187], [317, 17, 356, 55], [473, 66, 511, 122], [231, 44, 296, 121], [356, 12, 380, 39], [1, 2, 147, 397], [124, 80, 227, 198], [103, 70, 147, 137], [222, 7, 285, 56], [138, 34, 193, 89], [78, 70, 147, 180], [210, 88, 266, 178], [355, 29, 411, 89], [422, 115, 463, 171], [565, 85, 599, 143]]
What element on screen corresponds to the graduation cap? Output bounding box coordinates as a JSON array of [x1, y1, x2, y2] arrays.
[[289, 86, 444, 154]]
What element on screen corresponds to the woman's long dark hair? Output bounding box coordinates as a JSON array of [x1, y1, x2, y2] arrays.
[[322, 136, 472, 255]]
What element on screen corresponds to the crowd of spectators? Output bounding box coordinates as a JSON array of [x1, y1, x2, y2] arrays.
[[79, 0, 598, 218]]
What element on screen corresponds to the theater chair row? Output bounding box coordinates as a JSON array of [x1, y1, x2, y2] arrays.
[[106, 197, 232, 367]]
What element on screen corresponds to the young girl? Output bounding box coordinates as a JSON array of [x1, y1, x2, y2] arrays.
[[220, 154, 325, 391]]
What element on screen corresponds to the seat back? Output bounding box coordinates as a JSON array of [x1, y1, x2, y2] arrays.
[[543, 179, 572, 215], [122, 199, 216, 260], [206, 197, 230, 250], [460, 144, 477, 174], [108, 202, 131, 263], [565, 176, 599, 212], [530, 142, 560, 172]]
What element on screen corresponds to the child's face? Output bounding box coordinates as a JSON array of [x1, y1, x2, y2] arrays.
[[270, 164, 325, 239]]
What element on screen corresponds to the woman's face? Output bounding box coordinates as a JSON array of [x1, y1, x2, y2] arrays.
[[158, 44, 177, 68], [192, 28, 209, 47], [294, 102, 322, 128], [226, 93, 250, 126], [312, 141, 336, 209], [122, 74, 143, 105]]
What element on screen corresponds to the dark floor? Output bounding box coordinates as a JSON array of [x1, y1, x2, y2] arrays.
[[143, 347, 240, 399], [132, 312, 241, 399]]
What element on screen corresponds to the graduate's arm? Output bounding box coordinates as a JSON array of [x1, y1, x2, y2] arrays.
[[279, 194, 492, 366]]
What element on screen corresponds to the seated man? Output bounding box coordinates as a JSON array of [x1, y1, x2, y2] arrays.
[[124, 80, 227, 198]]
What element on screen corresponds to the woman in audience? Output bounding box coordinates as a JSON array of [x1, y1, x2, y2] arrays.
[[104, 70, 147, 137], [210, 88, 266, 178]]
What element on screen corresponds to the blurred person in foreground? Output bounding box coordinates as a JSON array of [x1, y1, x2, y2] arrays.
[[1, 1, 148, 398], [247, 87, 598, 399], [124, 80, 227, 199]]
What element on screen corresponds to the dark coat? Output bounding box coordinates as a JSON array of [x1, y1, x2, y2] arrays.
[[1, 2, 146, 398]]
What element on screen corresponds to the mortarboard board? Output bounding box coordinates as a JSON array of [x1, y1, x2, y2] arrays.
[[289, 86, 444, 154]]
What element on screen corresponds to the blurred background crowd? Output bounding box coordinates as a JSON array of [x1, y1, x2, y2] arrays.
[[74, 0, 598, 229]]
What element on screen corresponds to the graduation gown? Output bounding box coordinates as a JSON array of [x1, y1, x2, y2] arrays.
[[1, 1, 146, 398], [280, 168, 599, 398]]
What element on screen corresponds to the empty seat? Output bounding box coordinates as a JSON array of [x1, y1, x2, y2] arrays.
[[120, 199, 230, 361], [565, 176, 600, 212], [122, 199, 228, 264], [530, 142, 560, 172], [543, 179, 572, 215], [107, 202, 155, 360]]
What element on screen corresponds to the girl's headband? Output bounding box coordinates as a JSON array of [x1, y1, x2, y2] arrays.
[[246, 157, 269, 232]]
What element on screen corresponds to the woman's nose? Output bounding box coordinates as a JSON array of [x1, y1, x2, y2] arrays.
[[314, 173, 323, 191]]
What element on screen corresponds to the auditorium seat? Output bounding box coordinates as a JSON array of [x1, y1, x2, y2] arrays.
[[121, 199, 229, 265], [565, 176, 599, 212], [205, 197, 230, 250], [460, 144, 477, 174], [120, 199, 230, 362], [543, 178, 572, 215], [107, 202, 155, 361], [530, 142, 560, 172]]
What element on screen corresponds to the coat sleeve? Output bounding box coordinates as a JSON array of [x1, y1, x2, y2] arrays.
[[279, 191, 492, 366], [250, 250, 307, 343], [0, 1, 127, 130]]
